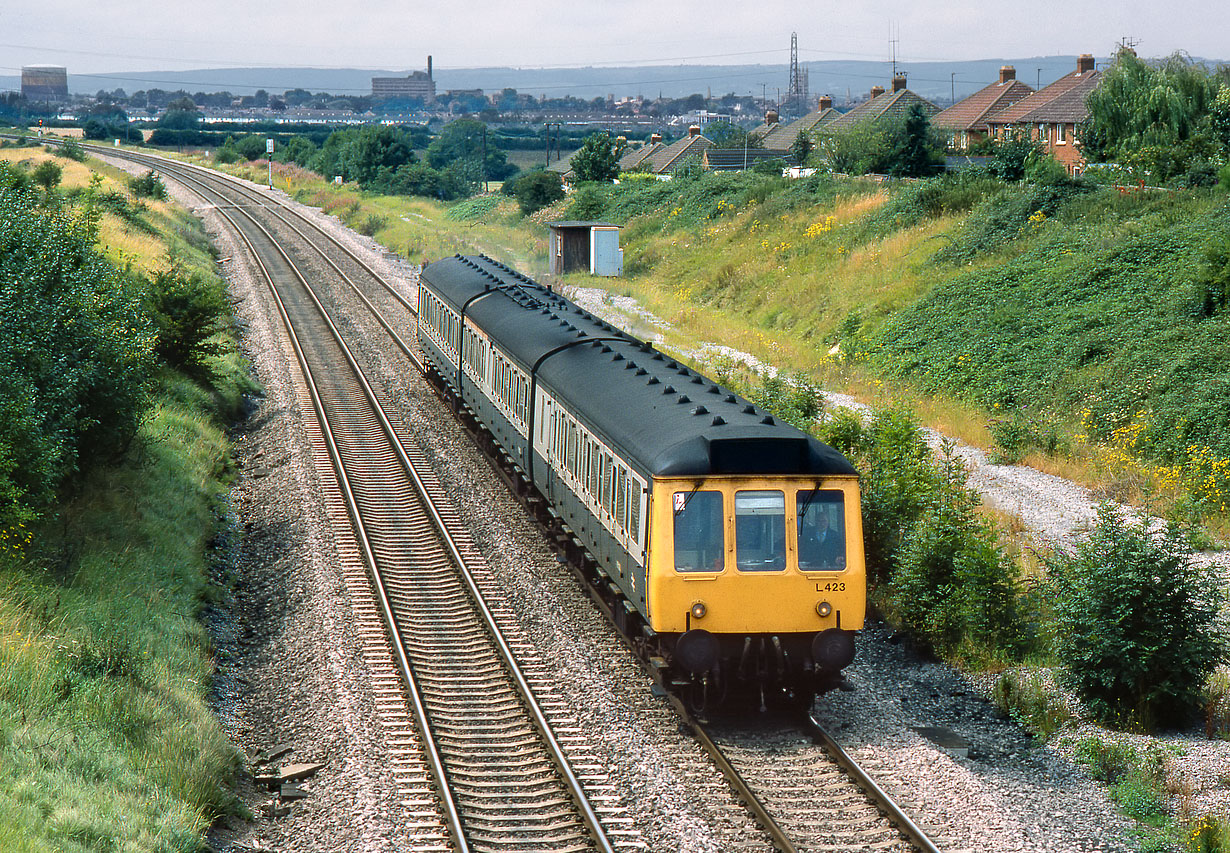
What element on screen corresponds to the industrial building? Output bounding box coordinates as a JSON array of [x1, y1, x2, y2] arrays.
[[21, 66, 68, 102], [372, 56, 436, 102]]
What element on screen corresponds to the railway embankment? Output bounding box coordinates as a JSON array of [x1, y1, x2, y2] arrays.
[[0, 144, 252, 849]]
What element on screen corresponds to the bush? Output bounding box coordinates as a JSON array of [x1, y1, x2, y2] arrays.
[[144, 265, 228, 381], [749, 372, 820, 431], [56, 138, 86, 161], [356, 213, 388, 236], [31, 160, 62, 190], [514, 170, 564, 214], [1047, 505, 1227, 730], [817, 407, 940, 586], [213, 144, 242, 165], [888, 449, 1024, 661], [0, 165, 155, 527], [934, 179, 1093, 265], [128, 170, 167, 200]]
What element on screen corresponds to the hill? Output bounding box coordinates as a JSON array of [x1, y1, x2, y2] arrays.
[[0, 55, 1180, 104]]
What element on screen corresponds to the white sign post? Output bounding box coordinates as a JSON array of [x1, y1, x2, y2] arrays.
[[266, 138, 274, 188]]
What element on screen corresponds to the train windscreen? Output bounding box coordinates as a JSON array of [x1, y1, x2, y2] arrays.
[[797, 490, 846, 570], [735, 490, 786, 572], [673, 490, 724, 572]]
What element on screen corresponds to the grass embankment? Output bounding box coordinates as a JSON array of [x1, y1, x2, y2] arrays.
[[0, 143, 251, 850], [559, 172, 1230, 538], [185, 156, 1230, 536]]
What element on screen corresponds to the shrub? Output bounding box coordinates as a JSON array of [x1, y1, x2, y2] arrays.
[[817, 407, 941, 586], [213, 145, 242, 165], [514, 170, 564, 214], [56, 138, 86, 161], [0, 167, 155, 527], [144, 265, 229, 381], [31, 160, 62, 190], [1191, 227, 1230, 317], [128, 170, 167, 200], [888, 448, 1024, 662], [356, 213, 388, 236], [1047, 505, 1227, 730], [991, 669, 1074, 739], [749, 372, 820, 431]]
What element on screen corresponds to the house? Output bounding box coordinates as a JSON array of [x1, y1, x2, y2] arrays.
[[824, 76, 940, 131], [617, 134, 663, 172], [752, 97, 842, 152], [933, 66, 1034, 150], [644, 126, 713, 175], [984, 54, 1103, 174]]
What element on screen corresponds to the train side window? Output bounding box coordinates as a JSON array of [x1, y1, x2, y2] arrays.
[[735, 490, 786, 572], [796, 490, 846, 571], [673, 490, 724, 572]]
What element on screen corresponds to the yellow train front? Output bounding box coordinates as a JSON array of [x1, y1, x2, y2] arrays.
[[647, 472, 864, 706], [417, 255, 864, 710]]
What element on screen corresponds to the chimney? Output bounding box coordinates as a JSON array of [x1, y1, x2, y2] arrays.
[[891, 75, 907, 93], [1077, 54, 1095, 74], [765, 108, 779, 125], [650, 133, 662, 144], [818, 95, 832, 111], [427, 55, 433, 80], [688, 125, 701, 138], [870, 85, 885, 99], [999, 65, 1016, 84]]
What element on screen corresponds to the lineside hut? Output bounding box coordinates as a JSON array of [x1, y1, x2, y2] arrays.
[[547, 221, 624, 276]]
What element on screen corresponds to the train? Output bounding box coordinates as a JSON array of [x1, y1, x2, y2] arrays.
[[416, 255, 865, 708]]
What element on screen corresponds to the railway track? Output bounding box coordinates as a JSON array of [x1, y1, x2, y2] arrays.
[[71, 140, 942, 852], [96, 145, 634, 852]]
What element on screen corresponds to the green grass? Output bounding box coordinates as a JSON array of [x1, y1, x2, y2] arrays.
[[197, 155, 1230, 533], [0, 370, 247, 850], [0, 157, 251, 851]]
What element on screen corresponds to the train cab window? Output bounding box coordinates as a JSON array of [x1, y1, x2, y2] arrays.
[[673, 490, 724, 572], [797, 490, 846, 571], [735, 490, 786, 571]]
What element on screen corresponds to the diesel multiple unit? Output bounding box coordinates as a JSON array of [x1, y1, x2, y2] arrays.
[[418, 255, 864, 705]]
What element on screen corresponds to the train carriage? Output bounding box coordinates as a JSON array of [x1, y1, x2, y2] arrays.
[[418, 255, 864, 706]]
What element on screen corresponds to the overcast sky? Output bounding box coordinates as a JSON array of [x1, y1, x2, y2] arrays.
[[4, 0, 1226, 84]]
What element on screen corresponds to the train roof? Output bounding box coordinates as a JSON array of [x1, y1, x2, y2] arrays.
[[421, 255, 857, 479]]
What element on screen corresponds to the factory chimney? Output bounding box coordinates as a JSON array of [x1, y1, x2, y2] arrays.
[[427, 55, 433, 80]]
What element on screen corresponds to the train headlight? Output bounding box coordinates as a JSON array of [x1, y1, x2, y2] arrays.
[[690, 601, 708, 619], [816, 601, 833, 618]]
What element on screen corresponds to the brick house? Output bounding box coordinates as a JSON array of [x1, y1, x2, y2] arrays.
[[644, 126, 713, 175], [824, 76, 940, 131], [751, 96, 842, 152], [984, 54, 1104, 174], [933, 66, 1034, 150]]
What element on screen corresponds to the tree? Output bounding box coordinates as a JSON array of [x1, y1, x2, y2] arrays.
[[1083, 51, 1225, 182], [789, 130, 814, 165], [157, 97, 202, 130], [425, 119, 515, 183], [570, 132, 626, 182], [890, 104, 942, 177], [514, 170, 564, 214], [706, 123, 762, 150]]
